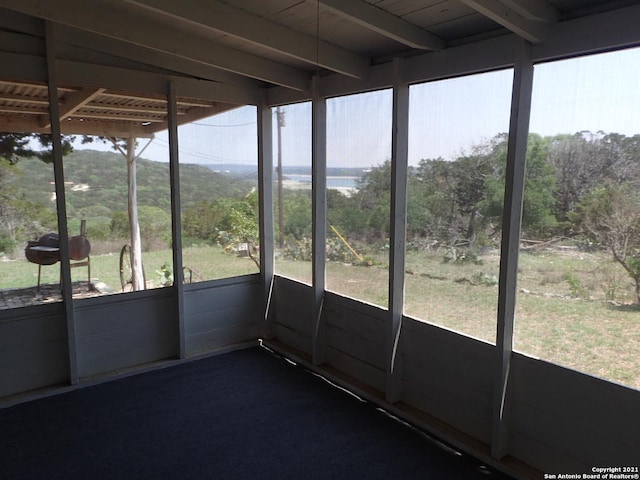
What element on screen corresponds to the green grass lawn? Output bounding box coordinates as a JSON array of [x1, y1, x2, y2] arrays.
[[0, 245, 259, 292], [277, 247, 640, 390], [2, 244, 639, 390]]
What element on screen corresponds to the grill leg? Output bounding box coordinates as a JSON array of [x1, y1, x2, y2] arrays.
[[37, 264, 42, 293]]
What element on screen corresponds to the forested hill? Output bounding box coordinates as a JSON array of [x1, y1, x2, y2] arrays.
[[9, 149, 254, 217]]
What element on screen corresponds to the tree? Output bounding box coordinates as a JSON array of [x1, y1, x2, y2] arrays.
[[0, 133, 73, 165], [481, 133, 558, 238], [218, 191, 260, 268], [0, 133, 75, 256], [451, 151, 495, 241], [546, 131, 640, 224], [571, 183, 640, 303], [423, 137, 506, 245], [182, 200, 227, 244], [325, 163, 390, 242], [414, 158, 459, 242], [282, 192, 312, 240]]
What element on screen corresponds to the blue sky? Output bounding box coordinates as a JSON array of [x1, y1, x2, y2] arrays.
[[79, 46, 640, 169]]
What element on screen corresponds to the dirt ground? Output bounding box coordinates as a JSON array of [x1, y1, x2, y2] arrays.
[[0, 281, 108, 310]]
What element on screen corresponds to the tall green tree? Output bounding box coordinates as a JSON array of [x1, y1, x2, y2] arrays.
[[481, 133, 557, 239]]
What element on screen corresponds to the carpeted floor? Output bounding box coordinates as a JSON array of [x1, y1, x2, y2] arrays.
[[0, 347, 512, 479]]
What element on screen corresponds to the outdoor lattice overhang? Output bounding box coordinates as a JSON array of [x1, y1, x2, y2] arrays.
[[0, 80, 238, 138]]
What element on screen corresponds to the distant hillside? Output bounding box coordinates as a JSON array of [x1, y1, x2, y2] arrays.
[[9, 150, 255, 219]]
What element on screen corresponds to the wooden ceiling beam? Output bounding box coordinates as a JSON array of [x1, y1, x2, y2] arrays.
[[87, 103, 178, 115], [56, 26, 263, 89], [41, 87, 105, 128], [123, 0, 370, 79], [177, 105, 241, 127], [100, 92, 216, 108], [64, 112, 166, 123], [500, 0, 560, 23], [313, 0, 445, 51], [0, 106, 45, 115], [0, 115, 154, 137], [59, 119, 155, 138], [459, 0, 549, 43], [0, 93, 49, 105]]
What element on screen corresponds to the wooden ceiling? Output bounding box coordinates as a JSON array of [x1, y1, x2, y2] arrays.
[[0, 0, 638, 137]]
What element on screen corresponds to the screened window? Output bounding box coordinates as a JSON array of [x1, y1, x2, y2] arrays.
[[0, 80, 61, 308], [272, 102, 313, 284], [515, 48, 640, 389], [66, 133, 172, 296], [404, 69, 513, 343], [326, 90, 392, 308], [177, 105, 259, 282]]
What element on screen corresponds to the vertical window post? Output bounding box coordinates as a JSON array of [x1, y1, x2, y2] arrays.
[[492, 39, 534, 459], [45, 21, 78, 384], [387, 58, 410, 403], [311, 75, 328, 365], [167, 81, 186, 357], [258, 93, 275, 339]]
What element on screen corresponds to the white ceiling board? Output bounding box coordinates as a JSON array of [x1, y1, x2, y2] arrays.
[[370, 0, 449, 17], [224, 0, 306, 19], [426, 13, 502, 42], [403, 3, 477, 29]]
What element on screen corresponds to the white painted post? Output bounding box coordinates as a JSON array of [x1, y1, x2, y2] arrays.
[[45, 21, 78, 384], [492, 39, 534, 460], [167, 81, 186, 357], [126, 136, 145, 291], [311, 75, 328, 365], [387, 58, 409, 404], [258, 93, 275, 339]]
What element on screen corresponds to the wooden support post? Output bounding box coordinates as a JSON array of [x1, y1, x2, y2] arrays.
[[311, 75, 328, 365], [126, 136, 145, 291], [258, 93, 275, 339], [45, 21, 78, 384], [167, 81, 186, 358], [492, 39, 534, 460], [386, 58, 409, 404]]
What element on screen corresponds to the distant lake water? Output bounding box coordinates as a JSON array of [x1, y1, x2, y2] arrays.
[[284, 174, 359, 189]]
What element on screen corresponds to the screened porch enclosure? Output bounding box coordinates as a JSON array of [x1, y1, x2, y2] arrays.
[[1, 1, 639, 477]]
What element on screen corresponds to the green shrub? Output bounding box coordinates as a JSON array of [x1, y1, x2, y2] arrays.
[[564, 272, 588, 298]]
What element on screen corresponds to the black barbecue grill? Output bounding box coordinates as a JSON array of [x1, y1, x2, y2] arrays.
[[25, 222, 91, 292]]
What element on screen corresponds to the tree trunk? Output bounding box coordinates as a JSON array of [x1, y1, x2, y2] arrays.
[[466, 209, 477, 241], [127, 137, 145, 291], [635, 277, 640, 304]]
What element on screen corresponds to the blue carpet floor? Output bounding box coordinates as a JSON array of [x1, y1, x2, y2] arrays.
[[0, 347, 512, 479]]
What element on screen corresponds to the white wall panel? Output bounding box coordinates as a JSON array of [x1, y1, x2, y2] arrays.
[[322, 292, 387, 392], [399, 317, 495, 444], [0, 304, 69, 397], [74, 290, 178, 378], [272, 276, 313, 355], [183, 276, 261, 355], [508, 353, 640, 471]]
